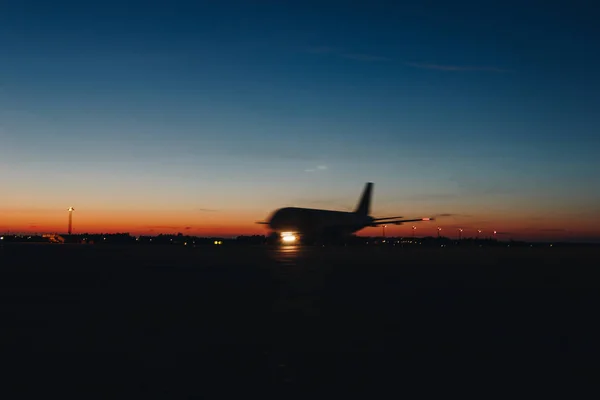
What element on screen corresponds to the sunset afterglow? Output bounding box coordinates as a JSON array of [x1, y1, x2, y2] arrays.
[[1, 1, 599, 242]]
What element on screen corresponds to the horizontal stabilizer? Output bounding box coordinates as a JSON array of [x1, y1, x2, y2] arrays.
[[371, 217, 435, 226], [372, 216, 404, 221]]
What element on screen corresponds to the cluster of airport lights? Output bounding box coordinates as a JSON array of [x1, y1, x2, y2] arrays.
[[379, 225, 497, 238]]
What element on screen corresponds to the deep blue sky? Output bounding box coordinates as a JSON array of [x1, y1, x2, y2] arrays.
[[1, 0, 599, 239]]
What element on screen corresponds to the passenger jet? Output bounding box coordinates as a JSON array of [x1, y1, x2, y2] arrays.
[[257, 182, 434, 243]]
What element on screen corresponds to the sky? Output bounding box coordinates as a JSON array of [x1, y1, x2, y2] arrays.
[[1, 0, 599, 241]]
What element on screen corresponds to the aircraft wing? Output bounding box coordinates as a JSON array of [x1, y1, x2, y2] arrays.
[[371, 217, 434, 226]]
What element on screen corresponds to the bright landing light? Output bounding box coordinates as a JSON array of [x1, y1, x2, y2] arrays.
[[282, 235, 296, 243], [280, 232, 297, 243]]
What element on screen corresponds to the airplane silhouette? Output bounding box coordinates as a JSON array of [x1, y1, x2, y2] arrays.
[[257, 182, 434, 243]]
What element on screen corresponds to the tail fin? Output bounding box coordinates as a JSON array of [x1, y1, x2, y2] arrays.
[[354, 182, 373, 216]]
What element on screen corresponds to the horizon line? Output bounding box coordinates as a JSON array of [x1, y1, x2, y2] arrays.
[[2, 232, 599, 244]]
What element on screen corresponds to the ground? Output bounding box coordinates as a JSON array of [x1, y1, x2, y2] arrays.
[[1, 243, 599, 396]]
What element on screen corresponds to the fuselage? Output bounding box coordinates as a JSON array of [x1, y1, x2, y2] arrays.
[[260, 182, 434, 242], [268, 207, 373, 237]]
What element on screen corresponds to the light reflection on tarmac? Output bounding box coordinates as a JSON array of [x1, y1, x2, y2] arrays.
[[269, 244, 304, 266], [267, 244, 326, 320]]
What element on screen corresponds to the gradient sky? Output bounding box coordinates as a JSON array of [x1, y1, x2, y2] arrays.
[[1, 0, 599, 241]]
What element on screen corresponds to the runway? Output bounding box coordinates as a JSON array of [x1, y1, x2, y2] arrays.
[[1, 243, 599, 395]]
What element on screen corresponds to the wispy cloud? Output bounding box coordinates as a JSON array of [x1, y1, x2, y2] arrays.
[[224, 142, 318, 162], [341, 53, 388, 62], [514, 227, 570, 233], [305, 46, 386, 62], [195, 208, 219, 212], [304, 46, 509, 71], [305, 165, 328, 173], [435, 213, 473, 218], [464, 219, 493, 226], [404, 62, 512, 73], [305, 46, 337, 54]]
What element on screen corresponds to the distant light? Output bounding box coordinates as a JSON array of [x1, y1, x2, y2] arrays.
[[184, 242, 187, 246], [422, 218, 430, 221], [0, 236, 3, 240], [214, 240, 219, 245]]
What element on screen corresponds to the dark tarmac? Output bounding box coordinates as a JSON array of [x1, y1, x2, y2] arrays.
[[1, 243, 599, 396]]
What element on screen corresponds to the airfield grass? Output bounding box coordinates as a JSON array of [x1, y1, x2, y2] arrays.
[[1, 243, 599, 395]]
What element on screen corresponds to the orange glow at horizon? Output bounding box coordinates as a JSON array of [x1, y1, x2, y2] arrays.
[[1, 205, 599, 241], [0, 208, 270, 236], [2, 216, 599, 242]]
